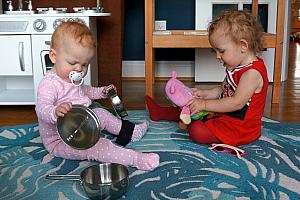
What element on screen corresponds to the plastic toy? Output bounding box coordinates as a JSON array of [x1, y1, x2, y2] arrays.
[[165, 71, 213, 124]]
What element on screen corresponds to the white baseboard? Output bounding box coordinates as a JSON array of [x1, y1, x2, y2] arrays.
[[122, 60, 195, 77]]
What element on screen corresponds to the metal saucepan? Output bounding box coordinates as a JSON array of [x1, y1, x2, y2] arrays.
[[46, 163, 129, 200], [57, 105, 101, 150]]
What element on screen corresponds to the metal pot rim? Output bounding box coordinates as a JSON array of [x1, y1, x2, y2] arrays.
[[81, 163, 129, 186], [57, 105, 101, 149]]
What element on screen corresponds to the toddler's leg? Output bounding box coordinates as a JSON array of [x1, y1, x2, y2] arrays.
[[93, 108, 122, 135], [188, 120, 220, 144], [87, 138, 160, 171], [131, 120, 149, 142], [93, 108, 149, 144], [145, 95, 181, 121]]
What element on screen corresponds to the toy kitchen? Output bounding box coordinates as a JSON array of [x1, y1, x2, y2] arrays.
[[0, 0, 110, 105]]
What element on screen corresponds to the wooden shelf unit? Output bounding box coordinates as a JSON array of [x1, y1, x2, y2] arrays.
[[145, 0, 286, 103]]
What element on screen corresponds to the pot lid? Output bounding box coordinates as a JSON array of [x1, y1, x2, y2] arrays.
[[57, 105, 100, 150]]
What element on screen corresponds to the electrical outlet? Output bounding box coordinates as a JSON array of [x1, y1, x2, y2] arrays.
[[155, 20, 167, 31]]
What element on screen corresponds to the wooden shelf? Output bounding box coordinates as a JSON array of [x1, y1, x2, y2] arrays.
[[145, 0, 286, 103], [152, 31, 277, 48]]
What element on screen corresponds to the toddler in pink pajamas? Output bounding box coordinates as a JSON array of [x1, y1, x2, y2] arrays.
[[35, 20, 159, 171]]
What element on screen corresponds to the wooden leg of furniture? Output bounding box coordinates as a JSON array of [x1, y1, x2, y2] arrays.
[[252, 0, 258, 16], [271, 0, 285, 104], [145, 47, 154, 97], [145, 0, 155, 97], [272, 43, 283, 104]]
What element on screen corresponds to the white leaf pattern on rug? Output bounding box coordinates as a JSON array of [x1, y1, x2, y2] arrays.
[[1, 130, 17, 139]]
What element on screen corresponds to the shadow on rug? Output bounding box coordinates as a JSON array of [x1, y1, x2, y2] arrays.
[[0, 110, 299, 200]]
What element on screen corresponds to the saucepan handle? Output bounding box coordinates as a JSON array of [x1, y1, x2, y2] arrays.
[[45, 174, 81, 182]]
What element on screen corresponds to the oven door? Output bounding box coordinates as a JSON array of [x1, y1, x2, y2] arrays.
[[31, 34, 53, 100], [0, 35, 33, 75], [40, 50, 54, 75]]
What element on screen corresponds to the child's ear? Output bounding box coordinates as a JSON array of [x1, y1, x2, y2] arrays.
[[49, 48, 57, 64], [240, 39, 248, 53]]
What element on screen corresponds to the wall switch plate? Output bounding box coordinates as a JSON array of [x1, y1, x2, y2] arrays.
[[155, 20, 167, 31]]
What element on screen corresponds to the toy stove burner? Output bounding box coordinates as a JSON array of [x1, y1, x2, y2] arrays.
[[37, 7, 68, 14], [73, 7, 104, 14]]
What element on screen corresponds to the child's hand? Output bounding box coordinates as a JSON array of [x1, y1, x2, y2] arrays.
[[104, 84, 117, 95], [187, 98, 206, 116], [111, 84, 117, 92], [191, 88, 204, 98], [55, 102, 72, 117]]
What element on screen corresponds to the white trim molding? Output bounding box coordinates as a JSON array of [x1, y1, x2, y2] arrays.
[[122, 60, 195, 78]]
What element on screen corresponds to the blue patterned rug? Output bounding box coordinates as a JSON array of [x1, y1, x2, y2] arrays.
[[0, 110, 299, 200]]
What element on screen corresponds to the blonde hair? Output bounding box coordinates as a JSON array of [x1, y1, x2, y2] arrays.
[[208, 10, 264, 53], [51, 19, 96, 51]]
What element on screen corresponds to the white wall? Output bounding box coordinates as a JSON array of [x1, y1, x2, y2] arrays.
[[122, 61, 194, 78]]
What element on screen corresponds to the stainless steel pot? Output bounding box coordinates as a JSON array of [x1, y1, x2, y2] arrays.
[[57, 105, 101, 150], [46, 163, 129, 200]]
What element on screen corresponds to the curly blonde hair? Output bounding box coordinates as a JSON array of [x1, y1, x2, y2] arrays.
[[51, 19, 96, 51], [208, 10, 265, 53]]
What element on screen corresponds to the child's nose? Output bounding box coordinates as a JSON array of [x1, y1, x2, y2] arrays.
[[75, 65, 83, 71]]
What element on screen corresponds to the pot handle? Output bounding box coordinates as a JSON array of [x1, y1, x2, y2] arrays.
[[45, 174, 81, 182]]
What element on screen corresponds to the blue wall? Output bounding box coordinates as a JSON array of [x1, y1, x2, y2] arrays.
[[123, 0, 195, 61]]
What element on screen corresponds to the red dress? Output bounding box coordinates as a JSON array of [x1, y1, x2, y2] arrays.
[[203, 59, 269, 146]]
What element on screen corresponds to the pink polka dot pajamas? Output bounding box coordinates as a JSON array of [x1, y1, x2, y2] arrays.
[[35, 71, 159, 171]]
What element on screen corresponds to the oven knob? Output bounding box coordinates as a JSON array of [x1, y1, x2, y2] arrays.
[[53, 19, 63, 29], [33, 19, 47, 32]]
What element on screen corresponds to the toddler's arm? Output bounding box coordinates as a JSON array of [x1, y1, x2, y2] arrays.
[[188, 70, 262, 115], [82, 85, 109, 100], [192, 85, 222, 100], [35, 81, 59, 124]]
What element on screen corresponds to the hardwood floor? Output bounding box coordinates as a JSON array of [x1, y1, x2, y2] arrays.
[[1, 41, 300, 126]]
